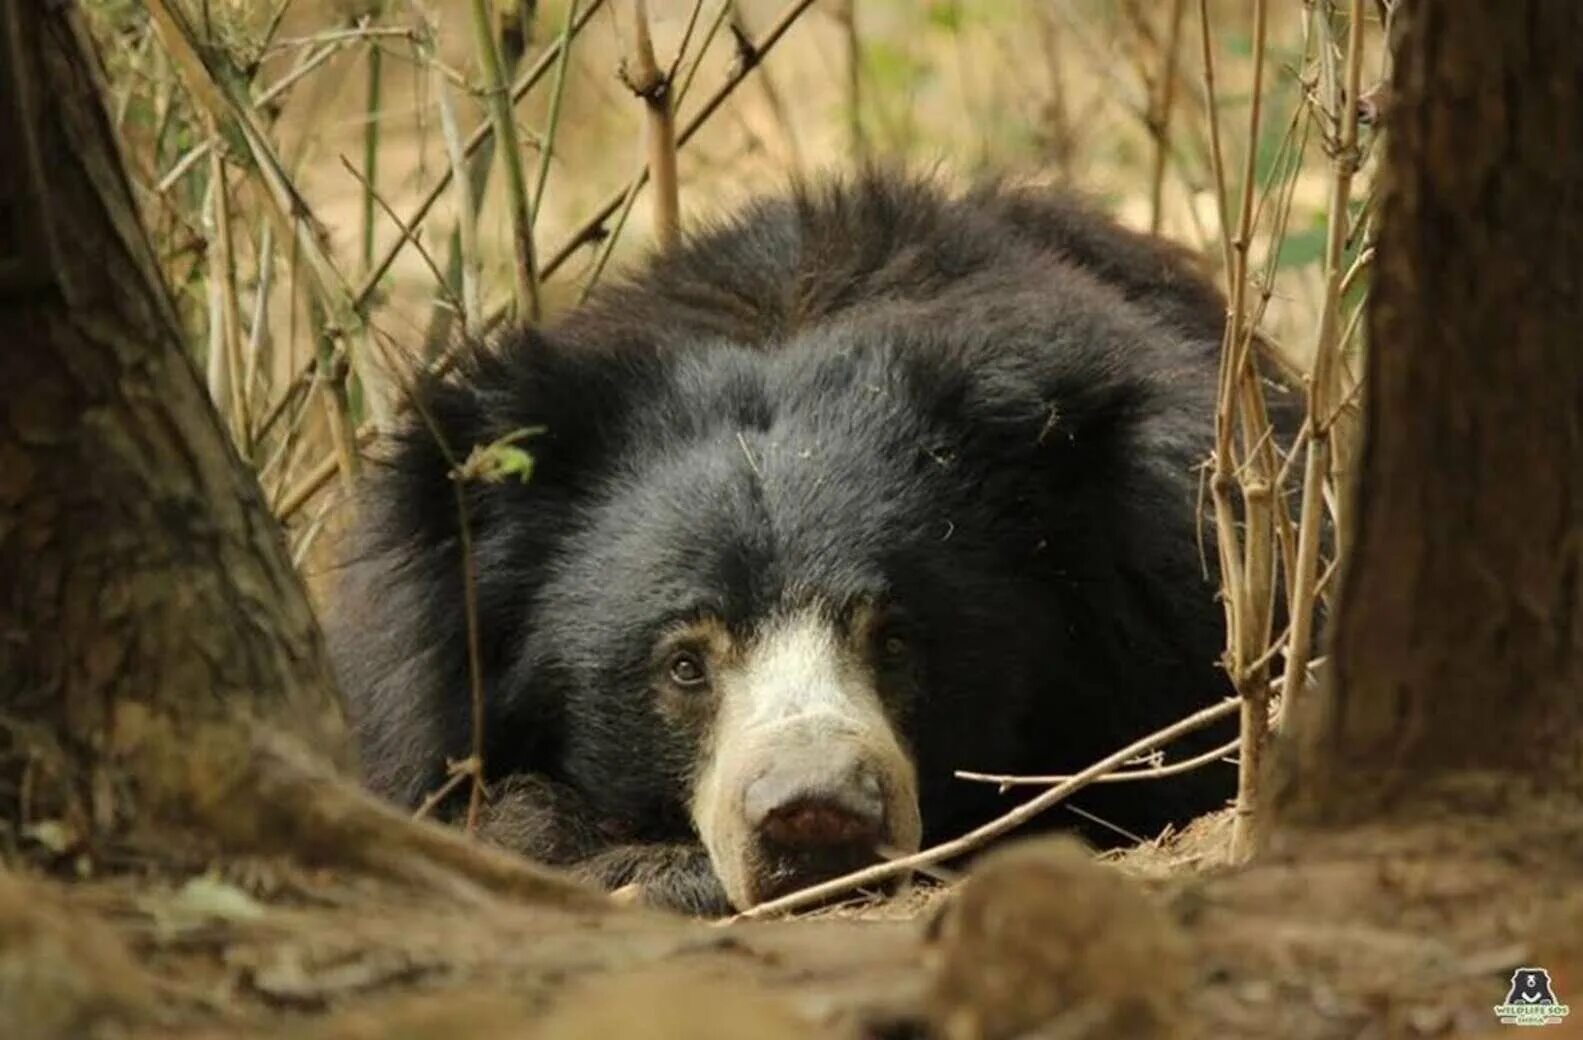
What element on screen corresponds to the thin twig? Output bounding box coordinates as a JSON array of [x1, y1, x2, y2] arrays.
[[728, 2, 803, 174], [337, 156, 458, 317], [733, 698, 1240, 920], [956, 738, 1240, 789], [537, 0, 813, 291], [1203, 0, 1281, 864], [578, 0, 731, 301], [1196, 0, 1236, 279], [154, 34, 347, 197]]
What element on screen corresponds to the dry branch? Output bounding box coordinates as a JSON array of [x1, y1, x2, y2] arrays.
[[955, 738, 1240, 789], [734, 699, 1239, 920]]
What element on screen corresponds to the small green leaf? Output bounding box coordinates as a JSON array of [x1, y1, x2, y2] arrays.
[[452, 426, 547, 485]]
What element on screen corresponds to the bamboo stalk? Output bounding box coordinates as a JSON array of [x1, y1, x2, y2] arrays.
[[1205, 0, 1281, 865], [468, 0, 541, 322], [622, 0, 682, 250], [1148, 0, 1188, 234], [205, 123, 249, 453], [261, 0, 609, 437], [528, 0, 583, 230], [243, 222, 274, 422], [436, 76, 482, 336], [360, 16, 385, 276], [1279, 0, 1368, 733], [355, 0, 607, 313]]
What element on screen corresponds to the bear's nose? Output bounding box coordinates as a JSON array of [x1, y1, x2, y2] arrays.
[[743, 750, 886, 851], [758, 797, 884, 849]]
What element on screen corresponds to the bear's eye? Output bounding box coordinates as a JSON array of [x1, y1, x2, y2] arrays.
[[666, 650, 709, 688], [877, 628, 911, 662]]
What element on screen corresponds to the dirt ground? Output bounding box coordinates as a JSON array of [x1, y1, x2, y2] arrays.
[[9, 793, 1581, 1040]]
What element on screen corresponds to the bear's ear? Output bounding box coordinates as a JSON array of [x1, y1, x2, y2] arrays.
[[328, 327, 662, 804], [372, 326, 662, 553]]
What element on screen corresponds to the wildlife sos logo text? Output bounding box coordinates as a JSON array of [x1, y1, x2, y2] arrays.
[[1494, 968, 1571, 1027]]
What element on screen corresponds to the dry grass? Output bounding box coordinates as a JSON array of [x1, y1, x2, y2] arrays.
[[88, 0, 1387, 866]]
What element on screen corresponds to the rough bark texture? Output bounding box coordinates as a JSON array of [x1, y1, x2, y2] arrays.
[[0, 3, 348, 845], [1279, 0, 1583, 824]]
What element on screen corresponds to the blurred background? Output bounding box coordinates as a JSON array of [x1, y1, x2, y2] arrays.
[[83, 0, 1386, 573]]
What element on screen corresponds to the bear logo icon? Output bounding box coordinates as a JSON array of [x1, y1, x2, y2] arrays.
[[1495, 967, 1571, 1027]]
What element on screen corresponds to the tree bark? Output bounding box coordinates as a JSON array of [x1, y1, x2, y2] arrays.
[[0, 5, 598, 912], [1276, 0, 1583, 826], [0, 3, 350, 841]]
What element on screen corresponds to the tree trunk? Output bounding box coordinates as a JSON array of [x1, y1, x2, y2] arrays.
[[0, 2, 350, 840], [0, 1, 594, 906], [1276, 0, 1583, 826]]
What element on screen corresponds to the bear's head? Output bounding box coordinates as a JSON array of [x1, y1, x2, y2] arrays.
[[348, 290, 1181, 910]]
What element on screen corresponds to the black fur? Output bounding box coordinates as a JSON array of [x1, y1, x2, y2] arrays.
[[329, 173, 1243, 913]]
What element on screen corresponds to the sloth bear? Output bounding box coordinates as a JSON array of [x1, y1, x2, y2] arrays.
[[328, 173, 1238, 915]]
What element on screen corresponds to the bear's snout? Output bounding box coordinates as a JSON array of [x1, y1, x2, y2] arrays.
[[739, 747, 891, 901], [700, 726, 920, 909]]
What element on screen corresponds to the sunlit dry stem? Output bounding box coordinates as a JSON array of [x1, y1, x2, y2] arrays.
[[1280, 0, 1367, 732], [956, 737, 1240, 789], [468, 0, 541, 322], [1209, 0, 1280, 864], [243, 222, 274, 422], [623, 0, 681, 250], [205, 127, 248, 453]]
